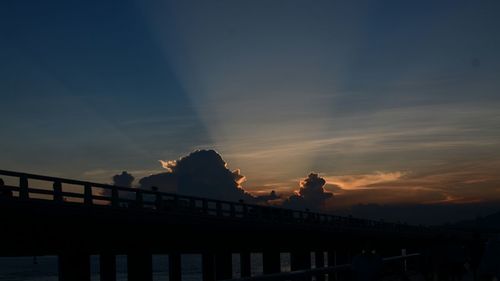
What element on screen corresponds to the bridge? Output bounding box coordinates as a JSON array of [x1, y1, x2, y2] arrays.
[[0, 169, 474, 281]]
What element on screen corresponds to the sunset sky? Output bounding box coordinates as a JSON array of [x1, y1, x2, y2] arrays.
[[1, 1, 500, 222]]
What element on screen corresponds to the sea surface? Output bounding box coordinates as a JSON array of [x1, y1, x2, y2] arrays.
[[0, 254, 294, 281]]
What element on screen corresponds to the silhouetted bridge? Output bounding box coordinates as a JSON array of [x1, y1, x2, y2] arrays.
[[0, 170, 472, 281]]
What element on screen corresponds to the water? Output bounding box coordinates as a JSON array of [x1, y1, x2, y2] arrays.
[[0, 254, 294, 281]]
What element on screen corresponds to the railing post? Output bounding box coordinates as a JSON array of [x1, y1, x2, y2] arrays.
[[172, 195, 179, 209], [111, 187, 119, 207], [334, 249, 351, 281], [0, 178, 10, 197], [216, 202, 222, 217], [230, 203, 236, 217], [19, 176, 29, 200], [305, 210, 312, 222], [256, 206, 263, 219], [262, 250, 281, 274], [202, 252, 215, 281], [327, 250, 337, 281], [128, 253, 152, 281], [290, 250, 311, 272], [401, 248, 407, 273], [155, 191, 162, 210], [169, 252, 182, 281], [319, 214, 326, 224], [315, 251, 325, 281], [58, 253, 90, 281], [84, 184, 92, 205], [242, 204, 248, 217], [189, 198, 196, 211], [215, 252, 232, 280], [299, 211, 305, 223], [135, 190, 143, 208], [309, 212, 315, 222], [202, 199, 209, 214], [100, 253, 116, 281], [53, 181, 63, 202]]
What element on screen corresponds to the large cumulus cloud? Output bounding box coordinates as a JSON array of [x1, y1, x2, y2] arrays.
[[138, 150, 256, 201], [283, 173, 334, 210]]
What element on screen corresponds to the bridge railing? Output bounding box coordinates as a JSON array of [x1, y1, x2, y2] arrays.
[[0, 169, 428, 234]]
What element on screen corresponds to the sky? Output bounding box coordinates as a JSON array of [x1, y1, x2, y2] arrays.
[[1, 1, 500, 223]]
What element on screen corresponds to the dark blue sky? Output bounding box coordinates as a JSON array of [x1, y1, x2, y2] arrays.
[[1, 0, 211, 171], [1, 0, 500, 208]]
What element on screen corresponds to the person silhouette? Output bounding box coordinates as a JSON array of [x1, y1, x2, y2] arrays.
[[0, 178, 13, 198]]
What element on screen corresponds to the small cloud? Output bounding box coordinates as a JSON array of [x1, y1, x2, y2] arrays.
[[112, 171, 135, 188], [232, 169, 246, 186], [254, 190, 280, 203], [159, 160, 176, 172]]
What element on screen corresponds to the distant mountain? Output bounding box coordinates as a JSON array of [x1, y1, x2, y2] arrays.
[[452, 210, 500, 232]]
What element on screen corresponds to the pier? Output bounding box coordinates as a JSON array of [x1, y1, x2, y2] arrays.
[[0, 169, 473, 281]]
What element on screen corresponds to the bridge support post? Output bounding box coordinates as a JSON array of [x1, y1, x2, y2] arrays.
[[379, 244, 403, 275], [19, 176, 29, 200], [327, 250, 336, 281], [290, 250, 311, 271], [202, 252, 215, 281], [335, 249, 353, 281], [315, 251, 325, 281], [401, 248, 407, 274], [100, 253, 116, 281], [169, 252, 182, 281], [215, 252, 232, 280], [263, 250, 281, 274], [240, 251, 251, 277], [127, 253, 152, 281], [332, 246, 352, 266], [58, 253, 90, 281]]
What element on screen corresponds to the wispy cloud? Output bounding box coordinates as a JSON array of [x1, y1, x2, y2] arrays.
[[324, 171, 406, 190], [324, 160, 500, 208]]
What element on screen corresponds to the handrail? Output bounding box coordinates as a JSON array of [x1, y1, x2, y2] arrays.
[[224, 264, 351, 281], [223, 253, 421, 281], [0, 169, 430, 234]]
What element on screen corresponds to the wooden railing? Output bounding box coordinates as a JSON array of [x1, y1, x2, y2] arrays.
[[0, 169, 428, 234]]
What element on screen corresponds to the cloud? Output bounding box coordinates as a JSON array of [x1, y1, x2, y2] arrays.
[[109, 151, 500, 225], [324, 171, 405, 190], [324, 187, 447, 209], [346, 162, 500, 205], [283, 173, 334, 210], [319, 162, 500, 224], [112, 171, 135, 188], [138, 150, 255, 201], [254, 190, 280, 203], [102, 171, 135, 198], [138, 172, 177, 193]]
